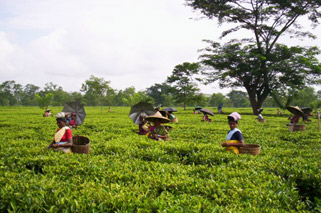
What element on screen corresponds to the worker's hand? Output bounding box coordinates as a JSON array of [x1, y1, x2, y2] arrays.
[[52, 144, 58, 148], [221, 142, 227, 147]]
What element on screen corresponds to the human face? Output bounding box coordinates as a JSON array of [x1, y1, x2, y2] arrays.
[[57, 120, 65, 128], [228, 121, 237, 130], [154, 119, 161, 126]]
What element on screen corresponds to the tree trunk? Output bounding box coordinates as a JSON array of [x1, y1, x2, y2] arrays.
[[247, 90, 268, 115], [183, 102, 186, 110], [248, 95, 259, 115]]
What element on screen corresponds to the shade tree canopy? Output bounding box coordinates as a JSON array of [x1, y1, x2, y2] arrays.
[[186, 0, 321, 114], [166, 62, 201, 110]]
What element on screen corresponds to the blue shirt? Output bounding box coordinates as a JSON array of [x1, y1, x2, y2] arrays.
[[227, 130, 243, 140]]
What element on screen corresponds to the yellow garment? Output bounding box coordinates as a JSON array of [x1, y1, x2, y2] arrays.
[[54, 128, 66, 142], [225, 140, 240, 154], [142, 122, 151, 132]]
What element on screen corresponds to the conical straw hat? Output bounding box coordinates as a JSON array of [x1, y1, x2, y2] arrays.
[[286, 106, 304, 117], [145, 111, 170, 123]]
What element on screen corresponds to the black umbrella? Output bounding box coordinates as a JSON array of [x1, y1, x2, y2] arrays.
[[301, 107, 313, 114], [63, 102, 86, 125], [129, 102, 155, 125], [162, 107, 177, 112], [195, 106, 202, 110], [200, 108, 214, 116]]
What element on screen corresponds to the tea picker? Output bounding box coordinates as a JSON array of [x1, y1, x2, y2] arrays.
[[200, 108, 214, 122], [129, 102, 155, 135], [222, 112, 261, 155], [286, 106, 306, 132], [62, 101, 86, 129], [162, 107, 178, 123], [43, 109, 52, 117], [194, 106, 202, 114], [257, 108, 266, 123], [145, 112, 171, 141], [217, 103, 223, 114], [47, 112, 73, 153], [222, 112, 244, 154], [301, 107, 313, 122]]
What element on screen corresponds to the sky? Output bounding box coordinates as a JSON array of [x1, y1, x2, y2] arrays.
[[0, 0, 320, 95]]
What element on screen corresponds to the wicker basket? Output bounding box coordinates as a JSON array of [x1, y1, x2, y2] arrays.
[[72, 135, 90, 154], [289, 124, 306, 132], [239, 144, 261, 155], [258, 119, 266, 123]]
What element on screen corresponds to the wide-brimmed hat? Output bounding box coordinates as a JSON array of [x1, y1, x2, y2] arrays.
[[55, 112, 65, 119], [286, 106, 304, 117], [145, 112, 170, 123], [46, 109, 51, 111], [257, 108, 263, 114], [228, 112, 241, 122]]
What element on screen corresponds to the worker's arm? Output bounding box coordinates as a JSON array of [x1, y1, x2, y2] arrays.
[[222, 140, 244, 147]]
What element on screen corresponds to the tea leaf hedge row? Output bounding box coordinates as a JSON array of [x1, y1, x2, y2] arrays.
[[0, 107, 320, 212]]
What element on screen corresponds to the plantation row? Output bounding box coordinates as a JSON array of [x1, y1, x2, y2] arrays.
[[0, 106, 320, 212]]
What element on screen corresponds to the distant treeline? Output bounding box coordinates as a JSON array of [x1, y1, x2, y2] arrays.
[[0, 76, 320, 109]]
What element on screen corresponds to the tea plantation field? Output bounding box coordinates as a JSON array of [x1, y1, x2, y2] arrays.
[[0, 106, 320, 212]]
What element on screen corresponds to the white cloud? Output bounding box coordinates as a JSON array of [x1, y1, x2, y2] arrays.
[[0, 0, 320, 94]]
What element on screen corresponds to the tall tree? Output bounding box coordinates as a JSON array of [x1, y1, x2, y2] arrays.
[[209, 93, 230, 107], [0, 81, 22, 106], [186, 0, 321, 114], [43, 82, 69, 106], [167, 62, 200, 110], [146, 83, 174, 106], [21, 84, 40, 106], [81, 75, 113, 107], [227, 90, 250, 108], [35, 93, 54, 109]]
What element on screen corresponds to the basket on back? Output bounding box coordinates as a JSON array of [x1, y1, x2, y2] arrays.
[[239, 144, 261, 155], [72, 135, 90, 154]]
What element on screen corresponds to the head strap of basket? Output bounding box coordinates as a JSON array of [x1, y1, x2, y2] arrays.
[[228, 112, 241, 122], [145, 111, 170, 123]]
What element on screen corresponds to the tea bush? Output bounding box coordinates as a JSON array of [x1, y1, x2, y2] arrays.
[[0, 106, 320, 212]]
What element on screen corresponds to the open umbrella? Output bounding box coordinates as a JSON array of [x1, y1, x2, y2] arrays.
[[195, 106, 202, 110], [129, 102, 155, 125], [200, 108, 214, 116], [162, 107, 177, 112], [63, 102, 86, 125], [301, 107, 313, 114], [286, 106, 304, 117]]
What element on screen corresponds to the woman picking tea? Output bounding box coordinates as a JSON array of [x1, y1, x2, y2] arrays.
[[47, 112, 73, 153], [221, 112, 244, 154]]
